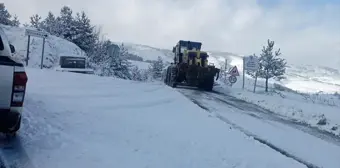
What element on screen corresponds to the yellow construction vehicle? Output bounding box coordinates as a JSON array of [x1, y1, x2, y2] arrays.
[[164, 40, 220, 91]]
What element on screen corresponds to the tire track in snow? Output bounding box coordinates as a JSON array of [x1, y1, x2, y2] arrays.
[[214, 114, 319, 168], [209, 90, 340, 146], [0, 135, 36, 168], [178, 88, 320, 168]]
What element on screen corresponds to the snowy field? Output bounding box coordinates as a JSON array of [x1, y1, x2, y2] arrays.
[[215, 68, 340, 137], [179, 88, 340, 168], [0, 68, 306, 168]]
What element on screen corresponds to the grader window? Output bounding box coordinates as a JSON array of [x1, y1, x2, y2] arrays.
[[188, 52, 197, 58], [180, 46, 187, 53]]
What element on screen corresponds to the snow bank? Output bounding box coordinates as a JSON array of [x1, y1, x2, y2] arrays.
[[215, 77, 340, 137], [182, 90, 340, 168], [1, 24, 84, 68], [211, 52, 340, 136], [1, 68, 305, 168]]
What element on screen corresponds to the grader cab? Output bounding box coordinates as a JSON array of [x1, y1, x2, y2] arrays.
[[164, 40, 220, 91]]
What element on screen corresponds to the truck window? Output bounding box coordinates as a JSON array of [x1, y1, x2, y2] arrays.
[[0, 35, 4, 50]]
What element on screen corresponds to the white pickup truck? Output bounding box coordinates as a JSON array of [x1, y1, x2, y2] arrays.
[[0, 27, 28, 135]]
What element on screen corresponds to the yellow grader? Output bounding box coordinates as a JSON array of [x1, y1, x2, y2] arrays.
[[164, 40, 220, 91]]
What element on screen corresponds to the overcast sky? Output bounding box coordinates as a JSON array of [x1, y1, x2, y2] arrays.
[[3, 0, 340, 68]]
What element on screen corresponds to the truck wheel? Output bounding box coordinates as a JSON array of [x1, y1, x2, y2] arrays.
[[204, 78, 214, 91], [170, 67, 177, 88], [7, 115, 21, 136], [164, 67, 169, 84], [166, 67, 171, 86]]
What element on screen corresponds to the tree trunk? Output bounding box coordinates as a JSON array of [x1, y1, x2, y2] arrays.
[[265, 77, 269, 92]]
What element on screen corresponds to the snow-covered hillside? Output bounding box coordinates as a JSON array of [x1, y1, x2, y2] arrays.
[[122, 43, 173, 62], [1, 24, 83, 68], [222, 54, 340, 94], [122, 43, 340, 94], [3, 24, 339, 94]]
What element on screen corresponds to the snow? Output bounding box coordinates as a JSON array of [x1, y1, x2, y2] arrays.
[[208, 52, 340, 137], [215, 69, 340, 137], [3, 24, 340, 95], [128, 60, 150, 70], [181, 90, 340, 168], [0, 68, 306, 168], [122, 43, 173, 63], [112, 42, 340, 95], [1, 24, 84, 68]]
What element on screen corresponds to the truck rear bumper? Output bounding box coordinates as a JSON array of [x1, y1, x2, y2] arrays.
[[0, 109, 21, 132]]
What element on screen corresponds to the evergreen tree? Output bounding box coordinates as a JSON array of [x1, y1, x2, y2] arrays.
[[98, 42, 131, 79], [118, 43, 132, 79], [11, 15, 20, 26], [0, 3, 15, 26], [257, 39, 287, 92], [73, 11, 97, 53], [100, 40, 118, 77], [58, 6, 76, 41], [29, 14, 42, 28], [149, 56, 164, 79], [41, 11, 59, 35]]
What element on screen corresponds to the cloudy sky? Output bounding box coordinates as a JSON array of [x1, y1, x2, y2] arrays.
[[3, 0, 340, 68]]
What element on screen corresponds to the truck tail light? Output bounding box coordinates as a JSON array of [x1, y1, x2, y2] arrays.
[[11, 71, 28, 107]]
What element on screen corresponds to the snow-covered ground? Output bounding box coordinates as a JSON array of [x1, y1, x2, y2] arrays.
[[179, 88, 340, 168], [120, 44, 340, 137], [0, 68, 306, 168], [1, 24, 83, 68], [214, 69, 340, 137], [2, 23, 340, 145], [211, 54, 340, 136]]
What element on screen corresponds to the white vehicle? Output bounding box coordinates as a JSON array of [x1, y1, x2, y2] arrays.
[[0, 27, 28, 135]]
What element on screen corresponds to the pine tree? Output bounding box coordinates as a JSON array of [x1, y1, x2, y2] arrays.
[[98, 42, 131, 79], [100, 40, 118, 77], [73, 11, 97, 53], [118, 43, 132, 79], [0, 3, 14, 26], [41, 11, 59, 35], [29, 14, 42, 28], [11, 15, 20, 26], [58, 6, 76, 41], [149, 56, 164, 79], [257, 39, 287, 92]]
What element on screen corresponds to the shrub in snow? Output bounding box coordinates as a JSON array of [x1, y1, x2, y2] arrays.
[[149, 56, 165, 80], [317, 114, 327, 126], [130, 66, 143, 81]]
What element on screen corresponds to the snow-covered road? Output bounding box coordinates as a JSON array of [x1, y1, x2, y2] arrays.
[[0, 68, 307, 168], [178, 87, 340, 168]]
